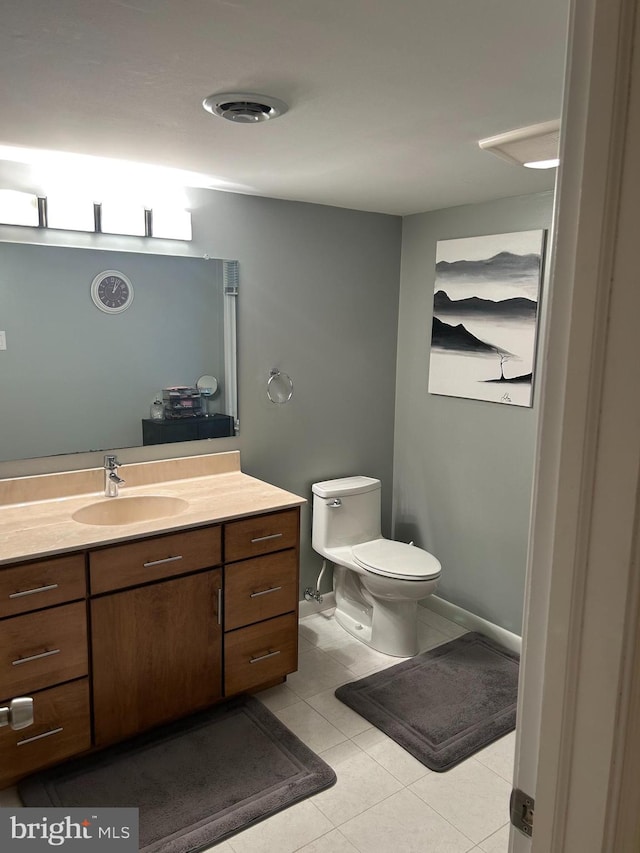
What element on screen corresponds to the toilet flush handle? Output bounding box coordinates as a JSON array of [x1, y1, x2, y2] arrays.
[[327, 498, 342, 508]]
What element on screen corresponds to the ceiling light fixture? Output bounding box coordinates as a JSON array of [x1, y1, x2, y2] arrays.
[[202, 92, 288, 123], [478, 120, 560, 169], [0, 145, 223, 201]]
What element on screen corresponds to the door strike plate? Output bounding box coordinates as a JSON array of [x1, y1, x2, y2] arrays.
[[510, 787, 534, 837]]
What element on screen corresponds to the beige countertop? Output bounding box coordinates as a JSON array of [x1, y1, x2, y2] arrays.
[[0, 451, 306, 566]]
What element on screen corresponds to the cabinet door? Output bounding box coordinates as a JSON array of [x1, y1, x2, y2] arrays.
[[90, 526, 221, 594], [225, 612, 298, 696], [0, 679, 91, 789], [225, 549, 298, 630], [0, 554, 86, 619], [0, 601, 88, 698], [224, 509, 299, 562], [91, 569, 222, 746]]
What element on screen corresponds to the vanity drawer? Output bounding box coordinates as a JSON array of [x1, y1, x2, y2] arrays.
[[0, 678, 91, 789], [224, 509, 299, 563], [0, 601, 88, 698], [90, 525, 222, 594], [0, 554, 86, 619], [224, 612, 298, 696], [225, 549, 298, 630]]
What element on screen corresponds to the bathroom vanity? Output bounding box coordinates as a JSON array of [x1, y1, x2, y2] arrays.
[[0, 451, 304, 788]]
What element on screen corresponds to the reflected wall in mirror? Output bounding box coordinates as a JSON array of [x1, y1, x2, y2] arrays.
[[0, 243, 238, 463]]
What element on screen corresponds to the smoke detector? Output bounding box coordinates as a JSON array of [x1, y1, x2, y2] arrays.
[[202, 92, 288, 123]]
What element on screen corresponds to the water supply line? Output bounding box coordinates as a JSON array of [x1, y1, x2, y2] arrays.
[[304, 560, 327, 603]]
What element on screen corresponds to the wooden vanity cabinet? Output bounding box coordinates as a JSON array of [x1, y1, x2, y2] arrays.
[[89, 526, 223, 746], [223, 508, 300, 696], [0, 503, 301, 787], [0, 554, 91, 789]]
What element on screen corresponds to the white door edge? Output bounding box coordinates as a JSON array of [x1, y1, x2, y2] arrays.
[[513, 0, 640, 850]]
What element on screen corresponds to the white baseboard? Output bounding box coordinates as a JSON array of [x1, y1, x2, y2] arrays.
[[422, 595, 522, 654], [299, 591, 336, 619], [299, 590, 521, 654]]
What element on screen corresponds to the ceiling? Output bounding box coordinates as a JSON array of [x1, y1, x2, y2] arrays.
[[0, 0, 569, 216]]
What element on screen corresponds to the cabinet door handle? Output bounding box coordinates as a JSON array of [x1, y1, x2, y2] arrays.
[[9, 583, 59, 599], [143, 555, 183, 568], [250, 586, 282, 598], [0, 697, 34, 730], [250, 533, 283, 544], [249, 649, 281, 664], [17, 727, 63, 746], [217, 587, 222, 626], [12, 649, 61, 666]]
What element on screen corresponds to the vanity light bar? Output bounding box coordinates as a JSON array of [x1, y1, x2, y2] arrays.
[[0, 192, 192, 241]]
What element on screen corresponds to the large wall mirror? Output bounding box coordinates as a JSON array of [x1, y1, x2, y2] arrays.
[[0, 242, 238, 463]]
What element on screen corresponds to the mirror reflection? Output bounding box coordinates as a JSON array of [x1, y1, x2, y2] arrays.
[[0, 243, 237, 463]]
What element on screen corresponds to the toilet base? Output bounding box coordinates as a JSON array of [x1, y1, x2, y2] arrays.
[[333, 566, 420, 657]]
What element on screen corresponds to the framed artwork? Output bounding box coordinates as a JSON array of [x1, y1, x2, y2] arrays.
[[428, 229, 546, 407]]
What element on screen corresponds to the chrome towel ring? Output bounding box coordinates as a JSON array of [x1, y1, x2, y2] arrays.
[[267, 368, 294, 404]]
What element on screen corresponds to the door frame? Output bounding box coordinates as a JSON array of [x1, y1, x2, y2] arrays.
[[512, 0, 640, 849]]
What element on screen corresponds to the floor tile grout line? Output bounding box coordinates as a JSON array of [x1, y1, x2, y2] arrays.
[[407, 766, 512, 848], [315, 780, 480, 849], [302, 694, 374, 741], [290, 614, 511, 852]]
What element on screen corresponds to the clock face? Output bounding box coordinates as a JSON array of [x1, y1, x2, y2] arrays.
[[91, 270, 134, 313]]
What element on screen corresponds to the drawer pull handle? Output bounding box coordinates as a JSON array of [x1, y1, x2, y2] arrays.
[[143, 555, 183, 568], [250, 649, 281, 664], [217, 588, 223, 626], [9, 583, 59, 599], [250, 586, 282, 598], [250, 533, 283, 544], [17, 727, 63, 746], [12, 649, 61, 666]]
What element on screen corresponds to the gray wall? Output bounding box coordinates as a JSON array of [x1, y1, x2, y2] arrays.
[[393, 192, 554, 634], [192, 191, 402, 592], [0, 185, 402, 597], [0, 175, 553, 629]]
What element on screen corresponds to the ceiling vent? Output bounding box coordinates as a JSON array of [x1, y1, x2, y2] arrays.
[[478, 120, 560, 169], [202, 92, 288, 124]]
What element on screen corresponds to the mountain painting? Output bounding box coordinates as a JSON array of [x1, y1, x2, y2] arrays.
[[428, 230, 546, 407]]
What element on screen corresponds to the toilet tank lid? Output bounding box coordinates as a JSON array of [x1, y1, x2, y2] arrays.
[[312, 476, 380, 498]]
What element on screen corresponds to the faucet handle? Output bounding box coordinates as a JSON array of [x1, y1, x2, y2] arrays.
[[104, 454, 121, 468]]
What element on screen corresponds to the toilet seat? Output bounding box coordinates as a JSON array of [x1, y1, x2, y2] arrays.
[[352, 539, 441, 581]]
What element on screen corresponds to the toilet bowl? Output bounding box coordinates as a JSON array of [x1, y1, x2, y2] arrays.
[[311, 476, 441, 656]]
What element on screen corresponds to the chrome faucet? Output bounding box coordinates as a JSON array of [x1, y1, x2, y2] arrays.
[[104, 455, 125, 497]]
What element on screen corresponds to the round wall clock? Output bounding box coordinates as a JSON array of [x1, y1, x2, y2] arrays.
[[91, 270, 134, 314]]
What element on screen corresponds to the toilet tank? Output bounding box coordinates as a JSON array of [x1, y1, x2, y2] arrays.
[[312, 476, 382, 554]]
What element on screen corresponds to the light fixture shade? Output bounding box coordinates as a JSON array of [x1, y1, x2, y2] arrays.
[[0, 189, 39, 226], [151, 207, 192, 240], [478, 120, 560, 168], [100, 200, 146, 236], [47, 194, 95, 232]]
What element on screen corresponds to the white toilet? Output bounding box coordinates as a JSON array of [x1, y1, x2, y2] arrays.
[[311, 476, 441, 657]]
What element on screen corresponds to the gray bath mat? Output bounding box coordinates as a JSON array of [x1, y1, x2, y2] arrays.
[[335, 631, 519, 772], [19, 695, 336, 853]]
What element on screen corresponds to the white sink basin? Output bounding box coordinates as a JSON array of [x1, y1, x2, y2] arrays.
[[72, 495, 188, 526]]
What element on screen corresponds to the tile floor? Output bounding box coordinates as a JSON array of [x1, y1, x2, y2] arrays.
[[223, 606, 515, 853], [0, 606, 515, 853]]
